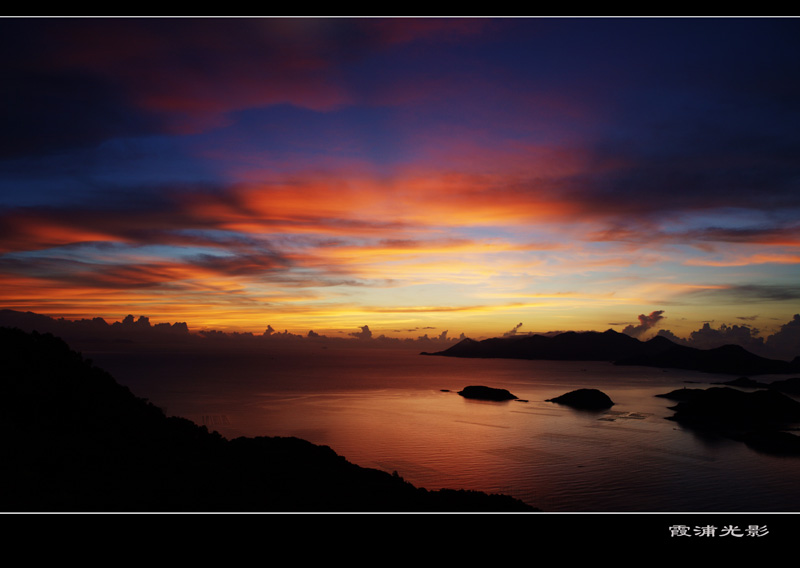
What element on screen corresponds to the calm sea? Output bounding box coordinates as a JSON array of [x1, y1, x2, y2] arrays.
[[88, 344, 800, 512]]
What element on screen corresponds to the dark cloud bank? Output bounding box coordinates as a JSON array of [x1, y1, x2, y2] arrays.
[[612, 309, 800, 362], [0, 309, 463, 353], [655, 315, 800, 362], [1, 308, 797, 362]]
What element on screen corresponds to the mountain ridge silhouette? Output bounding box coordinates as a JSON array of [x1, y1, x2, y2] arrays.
[[422, 329, 800, 375]]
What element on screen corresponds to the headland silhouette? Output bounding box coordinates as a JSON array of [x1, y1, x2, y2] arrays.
[[0, 327, 536, 512]]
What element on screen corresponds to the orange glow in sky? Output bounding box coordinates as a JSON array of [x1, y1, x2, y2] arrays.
[[1, 17, 799, 344]]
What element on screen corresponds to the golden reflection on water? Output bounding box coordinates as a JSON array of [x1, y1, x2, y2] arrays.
[[91, 346, 800, 512]]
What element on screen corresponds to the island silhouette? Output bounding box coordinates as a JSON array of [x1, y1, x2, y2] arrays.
[[656, 386, 800, 456], [422, 329, 800, 376], [0, 327, 536, 512], [457, 385, 518, 401], [546, 388, 615, 410]]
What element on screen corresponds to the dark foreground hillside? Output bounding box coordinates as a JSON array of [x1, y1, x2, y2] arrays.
[[0, 327, 535, 512]]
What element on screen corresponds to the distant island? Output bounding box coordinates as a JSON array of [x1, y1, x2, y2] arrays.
[[0, 327, 536, 512], [422, 329, 800, 376]]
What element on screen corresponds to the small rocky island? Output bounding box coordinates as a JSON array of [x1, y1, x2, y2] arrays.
[[546, 388, 615, 410], [657, 386, 800, 456], [457, 385, 518, 401]]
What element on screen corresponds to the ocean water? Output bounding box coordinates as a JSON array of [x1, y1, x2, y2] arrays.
[[88, 344, 800, 512]]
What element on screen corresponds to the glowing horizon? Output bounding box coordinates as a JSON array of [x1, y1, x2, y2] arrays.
[[1, 17, 799, 344]]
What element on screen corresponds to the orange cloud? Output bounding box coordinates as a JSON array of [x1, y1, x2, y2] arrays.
[[0, 213, 126, 253], [219, 167, 591, 235]]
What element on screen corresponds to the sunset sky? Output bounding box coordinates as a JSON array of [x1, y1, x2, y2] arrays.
[[1, 17, 799, 340]]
